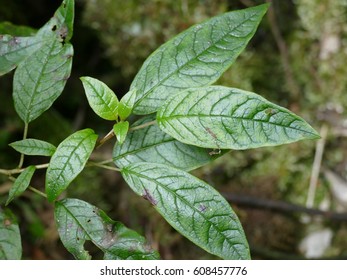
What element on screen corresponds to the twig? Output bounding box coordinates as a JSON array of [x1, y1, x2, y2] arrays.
[[222, 192, 347, 222], [18, 123, 29, 168], [306, 124, 328, 208], [96, 120, 157, 149]]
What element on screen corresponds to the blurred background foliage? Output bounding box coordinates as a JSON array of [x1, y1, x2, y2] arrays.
[[1, 0, 347, 259]]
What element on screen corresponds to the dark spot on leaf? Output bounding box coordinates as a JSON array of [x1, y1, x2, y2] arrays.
[[77, 237, 80, 241], [52, 25, 57, 31], [199, 204, 208, 212], [265, 108, 277, 116], [142, 189, 157, 206], [205, 127, 217, 139], [87, 219, 91, 223]]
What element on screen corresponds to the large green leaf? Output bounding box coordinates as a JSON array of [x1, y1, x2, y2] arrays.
[[157, 86, 320, 150], [12, 39, 73, 123], [80, 76, 119, 121], [113, 116, 223, 171], [121, 162, 250, 260], [6, 165, 36, 206], [55, 198, 160, 260], [0, 208, 22, 260], [0, 35, 43, 75], [45, 129, 98, 202], [9, 138, 56, 156], [130, 4, 268, 114], [12, 0, 74, 123]]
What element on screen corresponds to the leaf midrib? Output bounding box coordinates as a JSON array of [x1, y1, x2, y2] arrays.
[[124, 166, 246, 259], [158, 114, 317, 136], [134, 11, 260, 108]]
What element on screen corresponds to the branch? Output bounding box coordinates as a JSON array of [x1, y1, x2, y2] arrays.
[[222, 192, 347, 222]]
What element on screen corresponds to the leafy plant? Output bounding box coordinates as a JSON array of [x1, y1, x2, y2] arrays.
[[0, 0, 319, 260]]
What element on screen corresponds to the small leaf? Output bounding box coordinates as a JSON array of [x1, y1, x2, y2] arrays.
[[6, 166, 36, 206], [0, 35, 43, 75], [80, 76, 119, 120], [113, 121, 129, 145], [157, 86, 320, 150], [13, 39, 73, 123], [118, 88, 137, 120], [45, 129, 98, 202], [9, 139, 56, 156], [55, 198, 160, 260], [121, 162, 250, 260], [130, 4, 269, 114], [113, 116, 224, 171], [0, 208, 22, 259]]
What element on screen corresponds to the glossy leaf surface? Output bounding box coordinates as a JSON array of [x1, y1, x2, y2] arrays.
[[46, 129, 97, 202], [121, 162, 250, 260], [80, 76, 119, 121], [118, 88, 137, 120], [130, 4, 268, 114], [55, 198, 160, 260], [157, 86, 320, 150], [113, 121, 129, 145]]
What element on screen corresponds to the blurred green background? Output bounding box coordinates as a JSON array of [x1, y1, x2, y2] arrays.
[[1, 0, 347, 259]]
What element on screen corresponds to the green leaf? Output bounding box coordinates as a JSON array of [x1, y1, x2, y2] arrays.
[[36, 0, 74, 43], [54, 0, 74, 42], [80, 76, 119, 121], [113, 121, 129, 145], [0, 22, 36, 36], [9, 138, 56, 156], [130, 4, 269, 115], [0, 35, 43, 75], [45, 129, 98, 202], [157, 86, 320, 150], [6, 166, 36, 206], [118, 88, 137, 120], [0, 208, 22, 259], [13, 39, 73, 123], [113, 116, 224, 171], [121, 162, 250, 260], [55, 198, 160, 260]]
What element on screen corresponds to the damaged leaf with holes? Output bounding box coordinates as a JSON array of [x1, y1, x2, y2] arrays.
[[55, 198, 160, 260]]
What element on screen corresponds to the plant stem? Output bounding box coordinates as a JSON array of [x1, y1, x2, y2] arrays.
[[18, 123, 29, 168], [0, 163, 49, 176], [87, 161, 120, 172], [129, 120, 157, 132], [28, 186, 47, 198], [97, 120, 157, 148]]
